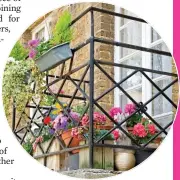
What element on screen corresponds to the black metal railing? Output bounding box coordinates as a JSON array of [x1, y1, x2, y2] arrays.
[[12, 7, 178, 169]]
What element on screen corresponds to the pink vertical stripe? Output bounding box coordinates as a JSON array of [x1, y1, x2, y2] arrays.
[[174, 0, 180, 179]]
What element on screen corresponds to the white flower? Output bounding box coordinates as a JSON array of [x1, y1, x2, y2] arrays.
[[7, 57, 15, 63]]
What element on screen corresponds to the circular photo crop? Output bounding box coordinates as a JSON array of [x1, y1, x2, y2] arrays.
[[2, 2, 179, 179]]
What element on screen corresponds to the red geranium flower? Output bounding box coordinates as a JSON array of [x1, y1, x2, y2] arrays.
[[43, 116, 51, 125], [133, 123, 147, 138], [148, 124, 156, 135]]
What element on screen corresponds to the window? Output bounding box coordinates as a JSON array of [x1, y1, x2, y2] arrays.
[[114, 8, 173, 127], [32, 15, 53, 42], [35, 27, 45, 41]]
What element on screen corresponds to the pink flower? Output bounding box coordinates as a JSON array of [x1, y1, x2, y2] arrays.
[[81, 114, 89, 126], [93, 112, 106, 124], [28, 39, 40, 48], [29, 49, 37, 59], [148, 124, 156, 135], [71, 127, 79, 138], [71, 127, 83, 139], [109, 107, 122, 118], [112, 130, 120, 140], [124, 104, 136, 114], [133, 123, 147, 138], [33, 136, 43, 151]]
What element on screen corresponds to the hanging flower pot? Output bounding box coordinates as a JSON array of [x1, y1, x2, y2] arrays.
[[35, 43, 73, 72], [61, 129, 81, 154]]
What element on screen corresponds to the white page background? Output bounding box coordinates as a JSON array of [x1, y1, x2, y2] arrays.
[[0, 0, 173, 180]]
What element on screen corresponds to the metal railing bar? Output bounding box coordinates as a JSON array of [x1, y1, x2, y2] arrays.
[[141, 71, 177, 108], [34, 144, 89, 159], [94, 37, 172, 56], [46, 62, 88, 88], [47, 75, 90, 83], [95, 70, 138, 102], [94, 143, 156, 151], [96, 60, 177, 77], [68, 65, 90, 107], [44, 92, 86, 101]]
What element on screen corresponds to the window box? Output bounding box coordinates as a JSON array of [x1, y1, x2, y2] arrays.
[[35, 43, 72, 72]]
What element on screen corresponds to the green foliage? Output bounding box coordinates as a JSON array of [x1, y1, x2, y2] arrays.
[[10, 41, 28, 61], [2, 60, 45, 115], [23, 139, 33, 154], [126, 114, 143, 127], [35, 41, 53, 59], [73, 105, 88, 117], [40, 95, 54, 106], [50, 11, 72, 45], [94, 130, 114, 141]]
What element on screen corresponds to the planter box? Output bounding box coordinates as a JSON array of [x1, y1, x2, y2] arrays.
[[33, 139, 68, 171], [36, 43, 73, 72], [79, 140, 114, 170]]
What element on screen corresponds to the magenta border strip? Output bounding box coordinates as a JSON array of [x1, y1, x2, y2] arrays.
[[174, 0, 180, 179]]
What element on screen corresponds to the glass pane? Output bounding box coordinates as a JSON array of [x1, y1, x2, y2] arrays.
[[151, 28, 161, 42], [152, 43, 172, 78], [120, 88, 142, 109], [152, 78, 172, 116], [154, 114, 173, 130], [120, 22, 142, 57], [35, 27, 45, 41], [121, 53, 142, 88]]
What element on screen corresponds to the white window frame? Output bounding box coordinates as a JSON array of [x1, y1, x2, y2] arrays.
[[32, 14, 53, 41], [114, 7, 173, 120]]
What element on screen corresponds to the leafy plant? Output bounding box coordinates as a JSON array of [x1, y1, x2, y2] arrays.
[[35, 41, 53, 59], [2, 59, 45, 115], [50, 11, 73, 45], [126, 114, 143, 127], [73, 105, 88, 117], [23, 139, 33, 154], [9, 41, 28, 61]]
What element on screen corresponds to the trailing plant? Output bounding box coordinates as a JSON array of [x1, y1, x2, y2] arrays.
[[3, 58, 45, 115]]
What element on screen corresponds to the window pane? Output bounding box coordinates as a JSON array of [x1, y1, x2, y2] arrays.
[[120, 22, 142, 57], [151, 28, 161, 42], [120, 88, 142, 109], [121, 53, 142, 88], [35, 28, 45, 41], [152, 43, 172, 78], [152, 78, 172, 116]]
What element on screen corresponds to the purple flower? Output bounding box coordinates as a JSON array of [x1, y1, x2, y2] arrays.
[[53, 114, 68, 131], [28, 39, 40, 48], [29, 49, 37, 59], [70, 111, 80, 122], [49, 128, 55, 135]]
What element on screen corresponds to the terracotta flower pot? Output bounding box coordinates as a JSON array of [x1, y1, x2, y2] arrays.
[[61, 129, 81, 154]]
